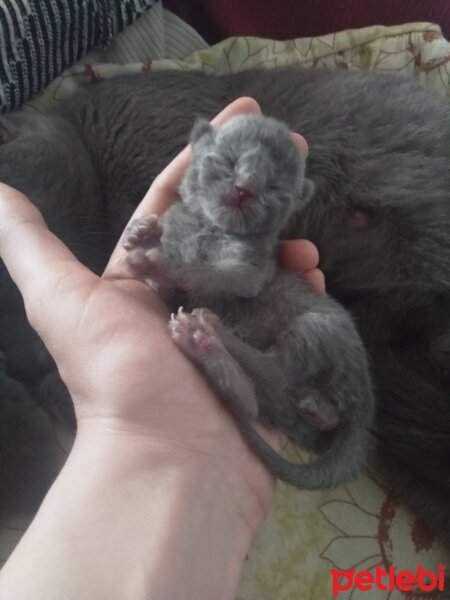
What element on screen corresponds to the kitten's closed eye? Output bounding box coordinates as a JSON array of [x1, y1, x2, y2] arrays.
[[204, 153, 234, 169], [202, 154, 235, 182]]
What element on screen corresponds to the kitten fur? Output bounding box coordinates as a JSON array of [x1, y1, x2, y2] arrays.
[[123, 114, 375, 489], [0, 67, 449, 542]]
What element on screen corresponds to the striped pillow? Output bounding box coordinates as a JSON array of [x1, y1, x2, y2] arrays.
[[0, 0, 156, 113]]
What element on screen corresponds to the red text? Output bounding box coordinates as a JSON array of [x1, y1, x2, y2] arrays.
[[331, 564, 446, 596]]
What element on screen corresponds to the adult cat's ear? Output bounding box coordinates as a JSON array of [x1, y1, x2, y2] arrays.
[[190, 118, 214, 145]]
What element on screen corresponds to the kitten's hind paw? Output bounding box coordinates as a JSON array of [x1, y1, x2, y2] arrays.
[[169, 309, 260, 422], [298, 395, 340, 431], [122, 215, 162, 250], [169, 308, 223, 359], [191, 308, 224, 333]]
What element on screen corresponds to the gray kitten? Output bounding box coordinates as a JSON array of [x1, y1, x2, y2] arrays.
[[0, 67, 449, 544], [123, 115, 375, 490]]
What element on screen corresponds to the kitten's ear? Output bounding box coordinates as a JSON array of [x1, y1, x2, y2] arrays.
[[302, 178, 315, 204], [190, 118, 214, 145]]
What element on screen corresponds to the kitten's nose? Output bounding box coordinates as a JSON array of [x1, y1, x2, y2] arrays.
[[230, 184, 256, 207]]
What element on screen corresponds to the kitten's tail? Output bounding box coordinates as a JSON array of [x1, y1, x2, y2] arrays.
[[242, 420, 372, 490]]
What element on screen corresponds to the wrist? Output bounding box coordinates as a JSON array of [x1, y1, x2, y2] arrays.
[[1, 418, 273, 600], [75, 412, 275, 535], [77, 417, 274, 537], [74, 425, 258, 600]]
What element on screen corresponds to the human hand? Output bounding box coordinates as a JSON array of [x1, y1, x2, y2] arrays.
[[0, 97, 324, 525], [0, 97, 325, 600]]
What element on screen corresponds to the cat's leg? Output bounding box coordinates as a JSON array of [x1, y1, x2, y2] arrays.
[[178, 308, 338, 432], [190, 308, 339, 430], [273, 304, 374, 432], [189, 308, 283, 395], [169, 309, 260, 421], [168, 308, 334, 486]]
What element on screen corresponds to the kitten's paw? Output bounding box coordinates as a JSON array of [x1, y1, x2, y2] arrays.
[[191, 308, 223, 332], [122, 215, 162, 250], [169, 308, 223, 358], [298, 395, 339, 431], [126, 246, 166, 281]]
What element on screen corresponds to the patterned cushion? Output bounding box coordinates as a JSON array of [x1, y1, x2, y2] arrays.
[[0, 0, 156, 113]]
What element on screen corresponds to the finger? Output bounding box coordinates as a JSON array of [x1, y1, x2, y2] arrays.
[[279, 240, 325, 293], [292, 132, 309, 157], [105, 97, 261, 278], [304, 268, 326, 294], [279, 239, 319, 272], [0, 183, 96, 326]]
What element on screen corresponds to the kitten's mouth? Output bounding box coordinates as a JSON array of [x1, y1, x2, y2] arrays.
[[219, 184, 270, 234], [226, 184, 256, 210]]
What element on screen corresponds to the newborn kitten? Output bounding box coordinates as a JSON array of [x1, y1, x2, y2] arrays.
[[123, 115, 375, 490]]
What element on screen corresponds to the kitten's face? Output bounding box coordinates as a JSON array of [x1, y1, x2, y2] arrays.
[[182, 116, 308, 235]]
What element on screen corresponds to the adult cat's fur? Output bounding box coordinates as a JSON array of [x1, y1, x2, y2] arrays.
[[0, 362, 63, 517], [123, 114, 375, 489], [0, 67, 449, 542]]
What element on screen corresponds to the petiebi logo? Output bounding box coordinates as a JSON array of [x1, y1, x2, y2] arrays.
[[331, 565, 446, 596]]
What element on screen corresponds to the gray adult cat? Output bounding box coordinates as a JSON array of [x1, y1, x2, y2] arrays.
[[122, 114, 375, 489], [0, 67, 449, 545]]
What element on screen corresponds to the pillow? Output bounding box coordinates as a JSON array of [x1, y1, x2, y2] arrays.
[[0, 0, 157, 113]]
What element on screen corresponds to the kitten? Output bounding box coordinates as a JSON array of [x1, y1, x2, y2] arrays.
[[123, 114, 375, 490], [0, 67, 449, 540]]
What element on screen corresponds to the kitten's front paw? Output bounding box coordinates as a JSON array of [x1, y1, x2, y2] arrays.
[[122, 215, 162, 250], [169, 308, 223, 359], [125, 246, 167, 281], [123, 216, 166, 280]]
